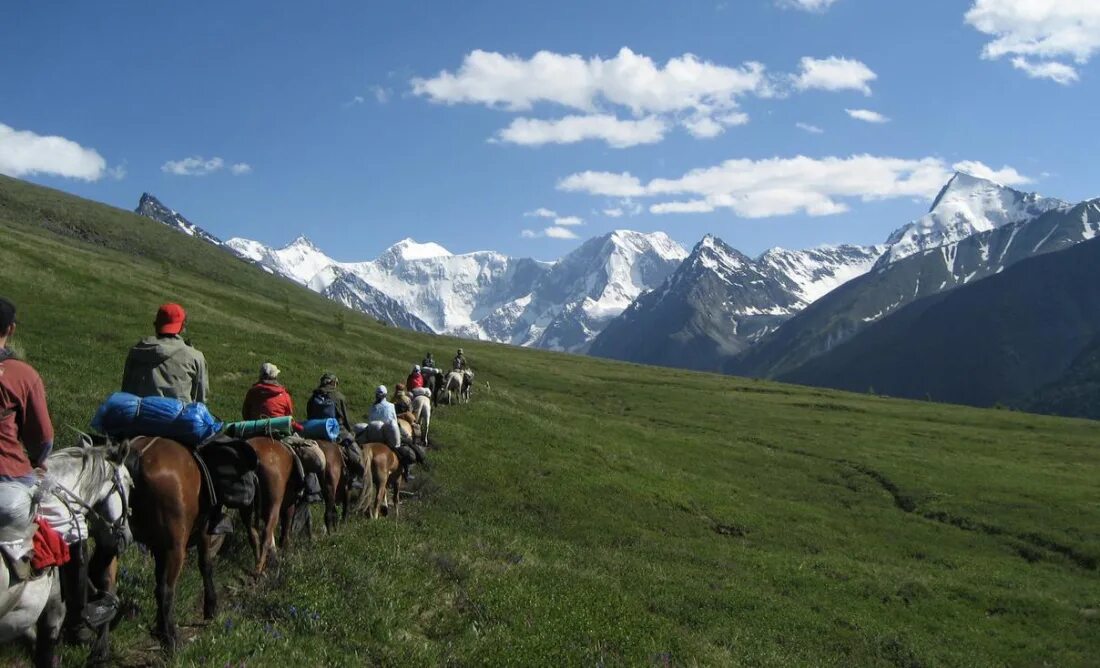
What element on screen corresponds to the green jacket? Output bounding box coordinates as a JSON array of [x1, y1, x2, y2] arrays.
[[121, 335, 209, 404]]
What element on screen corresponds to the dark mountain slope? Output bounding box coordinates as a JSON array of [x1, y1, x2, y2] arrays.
[[781, 235, 1100, 407]]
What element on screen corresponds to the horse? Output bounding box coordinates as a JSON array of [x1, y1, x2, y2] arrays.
[[460, 370, 475, 404], [425, 370, 446, 406], [358, 443, 402, 520], [239, 437, 302, 576], [125, 436, 221, 652], [443, 371, 464, 405], [316, 441, 347, 534], [1, 440, 133, 668], [412, 395, 431, 447]]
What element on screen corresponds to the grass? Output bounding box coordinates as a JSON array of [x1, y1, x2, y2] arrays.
[[0, 174, 1097, 666]]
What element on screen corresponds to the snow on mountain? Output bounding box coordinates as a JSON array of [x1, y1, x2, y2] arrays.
[[225, 235, 336, 286], [313, 266, 434, 333], [135, 193, 223, 246], [589, 234, 883, 369], [462, 230, 689, 351], [880, 172, 1067, 265]]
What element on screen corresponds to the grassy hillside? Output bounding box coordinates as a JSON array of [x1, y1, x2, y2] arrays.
[[1, 174, 1098, 667]]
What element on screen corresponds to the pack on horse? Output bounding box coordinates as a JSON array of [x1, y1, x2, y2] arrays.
[[1, 439, 133, 668], [125, 435, 258, 652]]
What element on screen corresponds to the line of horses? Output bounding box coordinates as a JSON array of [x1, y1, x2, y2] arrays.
[[1, 367, 476, 667]]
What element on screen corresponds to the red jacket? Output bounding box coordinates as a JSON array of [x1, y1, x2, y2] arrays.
[[0, 354, 54, 479], [242, 382, 295, 421], [406, 372, 425, 390]]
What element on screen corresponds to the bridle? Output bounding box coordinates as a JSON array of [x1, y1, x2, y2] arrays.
[[43, 459, 132, 550]]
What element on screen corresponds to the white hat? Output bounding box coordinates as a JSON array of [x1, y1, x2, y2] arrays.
[[414, 365, 421, 372], [375, 385, 388, 397], [260, 362, 281, 380]]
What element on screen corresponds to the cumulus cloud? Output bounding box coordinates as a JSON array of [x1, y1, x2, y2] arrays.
[[794, 56, 877, 95], [521, 226, 579, 240], [559, 155, 1030, 219], [0, 122, 107, 181], [796, 122, 824, 134], [413, 47, 775, 145], [496, 114, 667, 148], [777, 0, 839, 11], [965, 0, 1100, 84], [525, 207, 557, 218], [602, 207, 624, 217], [162, 156, 250, 177], [846, 108, 890, 123], [554, 215, 584, 226]]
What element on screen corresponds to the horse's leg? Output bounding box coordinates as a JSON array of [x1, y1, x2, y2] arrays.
[[240, 503, 260, 572], [391, 474, 401, 519], [33, 572, 63, 668], [153, 542, 184, 652], [197, 533, 218, 620], [59, 540, 88, 643], [323, 465, 338, 534], [86, 545, 119, 667], [372, 467, 387, 519]]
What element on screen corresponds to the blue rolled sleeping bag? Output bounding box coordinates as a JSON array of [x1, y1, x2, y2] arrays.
[[299, 418, 340, 441], [91, 392, 223, 445]]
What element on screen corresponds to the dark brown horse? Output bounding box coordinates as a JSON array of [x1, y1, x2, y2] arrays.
[[126, 436, 217, 652], [240, 437, 302, 575]]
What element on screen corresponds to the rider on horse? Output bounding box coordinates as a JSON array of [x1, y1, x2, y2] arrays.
[[307, 372, 352, 434], [241, 363, 296, 424], [121, 303, 209, 405], [0, 297, 54, 564], [422, 353, 436, 371], [453, 348, 467, 372]]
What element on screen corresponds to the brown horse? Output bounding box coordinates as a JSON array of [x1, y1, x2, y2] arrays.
[[126, 436, 218, 652], [240, 437, 302, 575], [359, 443, 403, 519], [317, 440, 348, 533]]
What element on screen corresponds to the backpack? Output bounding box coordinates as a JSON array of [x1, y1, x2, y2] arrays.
[[308, 389, 337, 420]]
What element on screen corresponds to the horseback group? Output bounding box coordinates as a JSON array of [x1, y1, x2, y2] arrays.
[[0, 298, 477, 666]]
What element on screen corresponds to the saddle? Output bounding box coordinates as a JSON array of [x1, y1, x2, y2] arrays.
[[126, 435, 260, 511]]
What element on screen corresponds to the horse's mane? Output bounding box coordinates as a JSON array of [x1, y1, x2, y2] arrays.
[[47, 446, 119, 502]]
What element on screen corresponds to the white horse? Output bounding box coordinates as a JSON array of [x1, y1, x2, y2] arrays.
[[443, 371, 463, 405], [412, 395, 431, 447], [460, 370, 474, 404], [0, 440, 133, 667]]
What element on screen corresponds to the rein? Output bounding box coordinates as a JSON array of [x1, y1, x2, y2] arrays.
[[42, 459, 131, 546]]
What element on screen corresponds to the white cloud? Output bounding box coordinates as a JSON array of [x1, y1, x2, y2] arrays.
[[1011, 56, 1079, 84], [965, 0, 1100, 84], [846, 108, 890, 123], [778, 0, 839, 12], [496, 114, 668, 148], [162, 156, 250, 177], [796, 122, 824, 134], [951, 160, 1032, 185], [0, 123, 107, 181], [794, 56, 877, 95], [521, 226, 580, 240], [560, 155, 1030, 219], [107, 162, 127, 180], [525, 207, 557, 218], [554, 215, 583, 226], [602, 207, 624, 218], [545, 226, 579, 239], [371, 85, 393, 104], [413, 47, 774, 146]]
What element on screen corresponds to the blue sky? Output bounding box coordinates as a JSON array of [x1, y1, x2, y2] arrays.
[[2, 0, 1097, 261]]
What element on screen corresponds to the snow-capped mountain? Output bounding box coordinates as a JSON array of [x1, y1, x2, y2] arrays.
[[224, 230, 685, 351], [454, 230, 688, 351], [589, 235, 884, 370], [135, 193, 223, 246], [314, 266, 434, 333], [879, 172, 1067, 265], [736, 195, 1100, 379]]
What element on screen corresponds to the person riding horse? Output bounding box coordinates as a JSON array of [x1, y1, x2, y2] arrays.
[[453, 348, 467, 372], [422, 353, 436, 371], [0, 297, 55, 569], [307, 372, 352, 434], [366, 386, 427, 481]]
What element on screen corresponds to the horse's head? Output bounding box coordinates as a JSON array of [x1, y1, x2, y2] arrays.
[[69, 434, 135, 552]]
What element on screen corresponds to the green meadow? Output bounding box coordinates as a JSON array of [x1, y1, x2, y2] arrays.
[[1, 175, 1097, 666]]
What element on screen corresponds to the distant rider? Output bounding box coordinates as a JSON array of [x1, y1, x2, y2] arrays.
[[453, 348, 467, 372], [406, 365, 425, 391], [421, 353, 436, 371], [242, 362, 296, 423], [121, 303, 209, 404], [307, 372, 352, 434], [0, 297, 54, 564]]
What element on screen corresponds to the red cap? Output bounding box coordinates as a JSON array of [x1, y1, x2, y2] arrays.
[[155, 303, 187, 335]]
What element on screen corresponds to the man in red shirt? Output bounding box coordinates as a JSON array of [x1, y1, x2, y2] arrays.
[[0, 297, 54, 558], [242, 362, 295, 421], [406, 365, 425, 391]]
